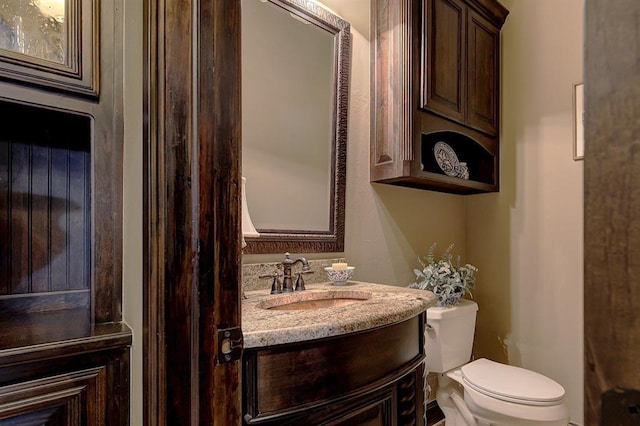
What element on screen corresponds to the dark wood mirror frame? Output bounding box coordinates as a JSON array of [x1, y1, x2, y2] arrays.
[[243, 0, 351, 254]]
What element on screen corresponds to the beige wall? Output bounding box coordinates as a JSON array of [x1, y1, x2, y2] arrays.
[[341, 16, 466, 285], [122, 0, 143, 424], [466, 0, 584, 423], [124, 0, 584, 424]]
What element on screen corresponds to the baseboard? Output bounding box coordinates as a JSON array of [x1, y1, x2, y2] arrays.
[[429, 402, 582, 426], [429, 400, 582, 426], [427, 400, 444, 426]]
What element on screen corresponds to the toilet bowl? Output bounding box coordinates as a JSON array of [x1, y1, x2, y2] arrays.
[[426, 300, 569, 425]]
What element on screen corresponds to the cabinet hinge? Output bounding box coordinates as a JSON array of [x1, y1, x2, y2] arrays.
[[216, 327, 243, 364]]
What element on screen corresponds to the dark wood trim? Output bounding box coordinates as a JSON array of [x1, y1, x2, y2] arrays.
[[584, 1, 640, 425], [91, 0, 124, 325], [142, 0, 161, 421], [370, 0, 415, 181], [466, 0, 508, 27], [144, 0, 243, 424], [198, 2, 243, 425], [0, 310, 131, 365]]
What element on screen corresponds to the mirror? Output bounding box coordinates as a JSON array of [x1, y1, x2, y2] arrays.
[[241, 0, 350, 254]]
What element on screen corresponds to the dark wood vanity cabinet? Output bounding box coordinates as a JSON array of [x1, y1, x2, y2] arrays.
[[371, 0, 508, 194], [0, 0, 131, 423], [243, 313, 427, 426]]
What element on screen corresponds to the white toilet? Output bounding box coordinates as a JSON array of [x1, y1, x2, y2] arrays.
[[426, 299, 570, 426]]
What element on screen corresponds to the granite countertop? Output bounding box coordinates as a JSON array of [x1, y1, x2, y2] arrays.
[[242, 281, 436, 348]]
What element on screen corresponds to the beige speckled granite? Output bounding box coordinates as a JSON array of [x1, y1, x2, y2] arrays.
[[242, 258, 346, 292], [242, 281, 436, 348]]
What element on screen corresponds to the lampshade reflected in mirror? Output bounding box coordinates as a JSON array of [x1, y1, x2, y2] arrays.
[[241, 176, 259, 249]]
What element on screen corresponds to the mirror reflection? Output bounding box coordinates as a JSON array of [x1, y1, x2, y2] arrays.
[[0, 0, 66, 64], [242, 0, 334, 232], [241, 0, 350, 254]]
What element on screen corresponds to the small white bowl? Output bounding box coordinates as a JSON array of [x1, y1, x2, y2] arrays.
[[324, 266, 355, 286]]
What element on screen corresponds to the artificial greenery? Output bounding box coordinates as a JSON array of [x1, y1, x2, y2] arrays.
[[409, 243, 477, 306]]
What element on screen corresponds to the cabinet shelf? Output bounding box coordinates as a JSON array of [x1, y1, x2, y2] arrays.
[[0, 310, 132, 365], [376, 172, 496, 194]]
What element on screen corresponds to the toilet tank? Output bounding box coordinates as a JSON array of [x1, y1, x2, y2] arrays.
[[425, 299, 478, 373]]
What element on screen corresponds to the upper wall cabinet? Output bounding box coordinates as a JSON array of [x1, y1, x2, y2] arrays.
[[371, 0, 508, 194], [422, 0, 500, 136], [0, 0, 98, 97]]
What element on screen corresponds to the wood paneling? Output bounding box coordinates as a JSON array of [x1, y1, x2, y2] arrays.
[[0, 101, 90, 314], [0, 0, 130, 421], [584, 0, 640, 424]]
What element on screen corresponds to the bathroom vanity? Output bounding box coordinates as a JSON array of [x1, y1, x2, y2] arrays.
[[242, 282, 436, 425]]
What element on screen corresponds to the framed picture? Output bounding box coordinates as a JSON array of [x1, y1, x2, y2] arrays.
[[0, 0, 98, 97], [573, 82, 584, 160]]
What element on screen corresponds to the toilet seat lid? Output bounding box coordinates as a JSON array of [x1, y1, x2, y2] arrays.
[[461, 358, 565, 406]]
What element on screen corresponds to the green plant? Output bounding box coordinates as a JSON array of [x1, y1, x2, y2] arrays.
[[409, 243, 477, 306]]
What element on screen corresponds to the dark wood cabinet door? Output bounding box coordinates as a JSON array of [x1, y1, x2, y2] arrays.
[[421, 0, 466, 123], [466, 9, 500, 135], [0, 367, 106, 426]]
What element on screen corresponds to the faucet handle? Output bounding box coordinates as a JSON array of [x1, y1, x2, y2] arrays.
[[259, 271, 283, 294], [294, 272, 305, 291], [294, 269, 313, 291]]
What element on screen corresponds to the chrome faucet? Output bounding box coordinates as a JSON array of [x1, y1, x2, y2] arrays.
[[281, 252, 312, 292]]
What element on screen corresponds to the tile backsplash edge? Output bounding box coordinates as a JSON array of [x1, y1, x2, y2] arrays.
[[242, 258, 346, 292]]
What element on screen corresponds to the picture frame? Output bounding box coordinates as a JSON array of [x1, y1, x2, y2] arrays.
[[573, 82, 584, 160], [0, 0, 98, 98]]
